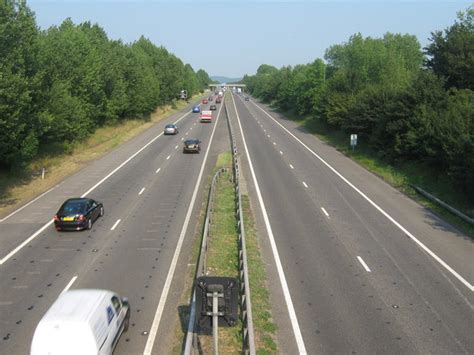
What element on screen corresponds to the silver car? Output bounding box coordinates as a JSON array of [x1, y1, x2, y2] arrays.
[[164, 124, 178, 135]]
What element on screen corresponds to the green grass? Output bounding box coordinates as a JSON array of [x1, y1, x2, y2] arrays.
[[277, 108, 474, 237], [241, 195, 278, 354]]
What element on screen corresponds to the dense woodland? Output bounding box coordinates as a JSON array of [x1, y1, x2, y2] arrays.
[[0, 1, 212, 168], [242, 8, 473, 201]]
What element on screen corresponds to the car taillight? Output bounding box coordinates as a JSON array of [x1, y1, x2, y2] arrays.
[[53, 215, 60, 222], [77, 215, 86, 222]]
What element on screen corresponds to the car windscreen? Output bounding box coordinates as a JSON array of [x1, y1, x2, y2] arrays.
[[185, 140, 198, 145], [61, 201, 87, 215]]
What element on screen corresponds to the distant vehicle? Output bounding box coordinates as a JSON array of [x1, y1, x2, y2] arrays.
[[31, 289, 130, 355], [183, 139, 201, 153], [54, 198, 103, 231], [210, 104, 217, 111], [215, 97, 222, 104], [244, 96, 250, 101], [237, 88, 242, 94], [192, 105, 200, 113], [202, 98, 208, 104], [200, 110, 212, 123], [208, 96, 213, 101], [164, 124, 178, 135], [218, 91, 223, 97]]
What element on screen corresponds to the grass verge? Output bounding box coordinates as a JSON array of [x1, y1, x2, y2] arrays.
[[272, 106, 473, 237], [0, 97, 201, 218]]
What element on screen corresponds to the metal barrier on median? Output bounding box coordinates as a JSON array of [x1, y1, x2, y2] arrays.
[[183, 98, 256, 355]]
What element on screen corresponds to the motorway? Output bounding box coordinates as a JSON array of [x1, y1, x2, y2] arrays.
[[228, 93, 473, 354], [1, 90, 473, 355], [0, 98, 231, 354]]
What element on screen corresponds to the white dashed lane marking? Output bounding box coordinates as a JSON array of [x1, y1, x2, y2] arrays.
[[289, 164, 294, 169], [139, 187, 146, 195], [155, 167, 161, 174], [357, 256, 372, 272], [321, 207, 330, 218], [111, 219, 121, 231], [166, 155, 171, 160], [302, 181, 308, 188]]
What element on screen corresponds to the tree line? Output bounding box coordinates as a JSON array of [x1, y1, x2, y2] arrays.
[[243, 8, 473, 200], [0, 0, 213, 168]]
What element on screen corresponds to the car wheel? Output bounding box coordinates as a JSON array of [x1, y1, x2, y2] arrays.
[[99, 206, 104, 217], [87, 218, 92, 230]]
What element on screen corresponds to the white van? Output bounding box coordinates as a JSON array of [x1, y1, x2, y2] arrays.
[[31, 289, 130, 355]]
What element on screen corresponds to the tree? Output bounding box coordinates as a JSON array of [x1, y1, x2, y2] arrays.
[[425, 7, 474, 90]]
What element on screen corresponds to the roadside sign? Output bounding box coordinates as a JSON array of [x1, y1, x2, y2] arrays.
[[350, 134, 357, 151]]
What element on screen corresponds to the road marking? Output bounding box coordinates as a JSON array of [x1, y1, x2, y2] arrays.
[[12, 285, 28, 289], [181, 137, 184, 140], [144, 96, 225, 355], [280, 150, 283, 155], [175, 145, 179, 149], [251, 101, 474, 292], [139, 187, 146, 195], [0, 183, 61, 223], [321, 207, 330, 218], [62, 275, 78, 293], [289, 164, 294, 169], [273, 142, 276, 145], [155, 167, 161, 174], [230, 94, 307, 354], [111, 219, 121, 231], [267, 134, 271, 138], [0, 105, 197, 265], [0, 301, 13, 305], [186, 132, 189, 136], [302, 181, 308, 188], [166, 155, 171, 160], [357, 256, 371, 272]]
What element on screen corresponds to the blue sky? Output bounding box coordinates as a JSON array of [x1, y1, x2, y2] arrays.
[[29, 1, 471, 78]]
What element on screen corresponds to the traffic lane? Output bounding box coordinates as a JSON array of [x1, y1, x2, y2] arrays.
[[238, 95, 474, 288], [231, 103, 416, 353], [74, 148, 204, 355], [232, 96, 472, 353], [0, 100, 201, 257], [0, 119, 212, 353]]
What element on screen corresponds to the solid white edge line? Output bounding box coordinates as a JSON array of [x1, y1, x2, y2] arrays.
[[289, 164, 294, 169], [0, 107, 195, 265], [230, 94, 307, 354], [62, 275, 78, 293], [139, 187, 146, 195], [357, 256, 372, 273], [0, 184, 60, 223], [251, 100, 474, 292], [321, 207, 330, 218], [143, 97, 225, 355], [0, 220, 53, 265], [155, 167, 161, 174], [302, 181, 308, 188], [110, 219, 121, 231]]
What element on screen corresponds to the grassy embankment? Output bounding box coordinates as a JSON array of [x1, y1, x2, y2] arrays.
[[274, 106, 474, 237], [173, 151, 277, 354], [0, 98, 200, 218]]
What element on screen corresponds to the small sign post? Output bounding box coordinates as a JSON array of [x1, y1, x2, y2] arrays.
[[350, 134, 357, 152]]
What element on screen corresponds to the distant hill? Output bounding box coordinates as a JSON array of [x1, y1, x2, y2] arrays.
[[211, 76, 242, 84]]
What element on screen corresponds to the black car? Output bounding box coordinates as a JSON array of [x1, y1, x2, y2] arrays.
[[210, 104, 217, 111], [54, 198, 104, 231], [183, 139, 201, 153], [244, 96, 250, 101]]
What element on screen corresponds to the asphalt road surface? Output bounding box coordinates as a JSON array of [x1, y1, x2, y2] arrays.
[[228, 93, 473, 354], [1, 91, 472, 355], [0, 98, 231, 355]]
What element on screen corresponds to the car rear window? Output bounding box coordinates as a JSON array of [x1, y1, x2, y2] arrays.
[[62, 201, 87, 214]]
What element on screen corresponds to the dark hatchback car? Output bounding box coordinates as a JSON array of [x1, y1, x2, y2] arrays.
[[210, 104, 217, 111], [183, 139, 201, 153], [54, 198, 104, 231]]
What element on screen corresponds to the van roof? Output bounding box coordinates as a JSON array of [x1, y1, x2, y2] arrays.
[[41, 289, 114, 324]]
